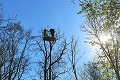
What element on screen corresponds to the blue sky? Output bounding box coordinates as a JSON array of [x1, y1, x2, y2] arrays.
[[1, 0, 92, 63], [1, 0, 92, 79], [1, 0, 84, 36]]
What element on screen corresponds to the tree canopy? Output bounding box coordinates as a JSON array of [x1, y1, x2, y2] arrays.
[[78, 0, 120, 79]]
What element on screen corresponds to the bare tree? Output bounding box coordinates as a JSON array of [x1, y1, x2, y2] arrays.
[[68, 38, 79, 80], [67, 37, 85, 80], [0, 22, 33, 80], [34, 29, 68, 80]]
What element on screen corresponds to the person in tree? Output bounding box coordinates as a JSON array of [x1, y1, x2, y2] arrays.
[[44, 29, 48, 37], [50, 29, 55, 37]]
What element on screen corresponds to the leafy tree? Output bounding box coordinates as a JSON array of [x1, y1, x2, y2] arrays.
[[80, 16, 120, 79], [78, 0, 120, 36], [80, 13, 120, 79], [78, 0, 120, 23], [78, 0, 120, 79]]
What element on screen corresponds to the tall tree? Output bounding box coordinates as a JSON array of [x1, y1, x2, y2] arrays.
[[78, 0, 120, 79], [67, 37, 84, 80], [35, 29, 68, 80], [80, 16, 120, 79], [81, 17, 120, 80], [0, 22, 33, 80]]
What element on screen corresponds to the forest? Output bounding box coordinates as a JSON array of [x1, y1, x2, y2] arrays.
[[0, 0, 120, 80]]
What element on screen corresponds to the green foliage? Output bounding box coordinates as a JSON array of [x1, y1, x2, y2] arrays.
[[79, 0, 120, 79], [78, 0, 120, 26]]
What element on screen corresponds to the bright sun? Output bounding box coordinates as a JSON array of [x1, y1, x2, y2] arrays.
[[88, 34, 112, 59], [91, 34, 111, 52], [99, 34, 111, 43], [88, 34, 111, 59]]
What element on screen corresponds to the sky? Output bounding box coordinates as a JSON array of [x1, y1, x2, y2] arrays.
[[0, 0, 93, 79], [1, 0, 84, 36]]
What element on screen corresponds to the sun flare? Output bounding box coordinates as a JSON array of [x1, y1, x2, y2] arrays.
[[90, 34, 111, 55], [99, 34, 111, 43], [87, 34, 111, 59]]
